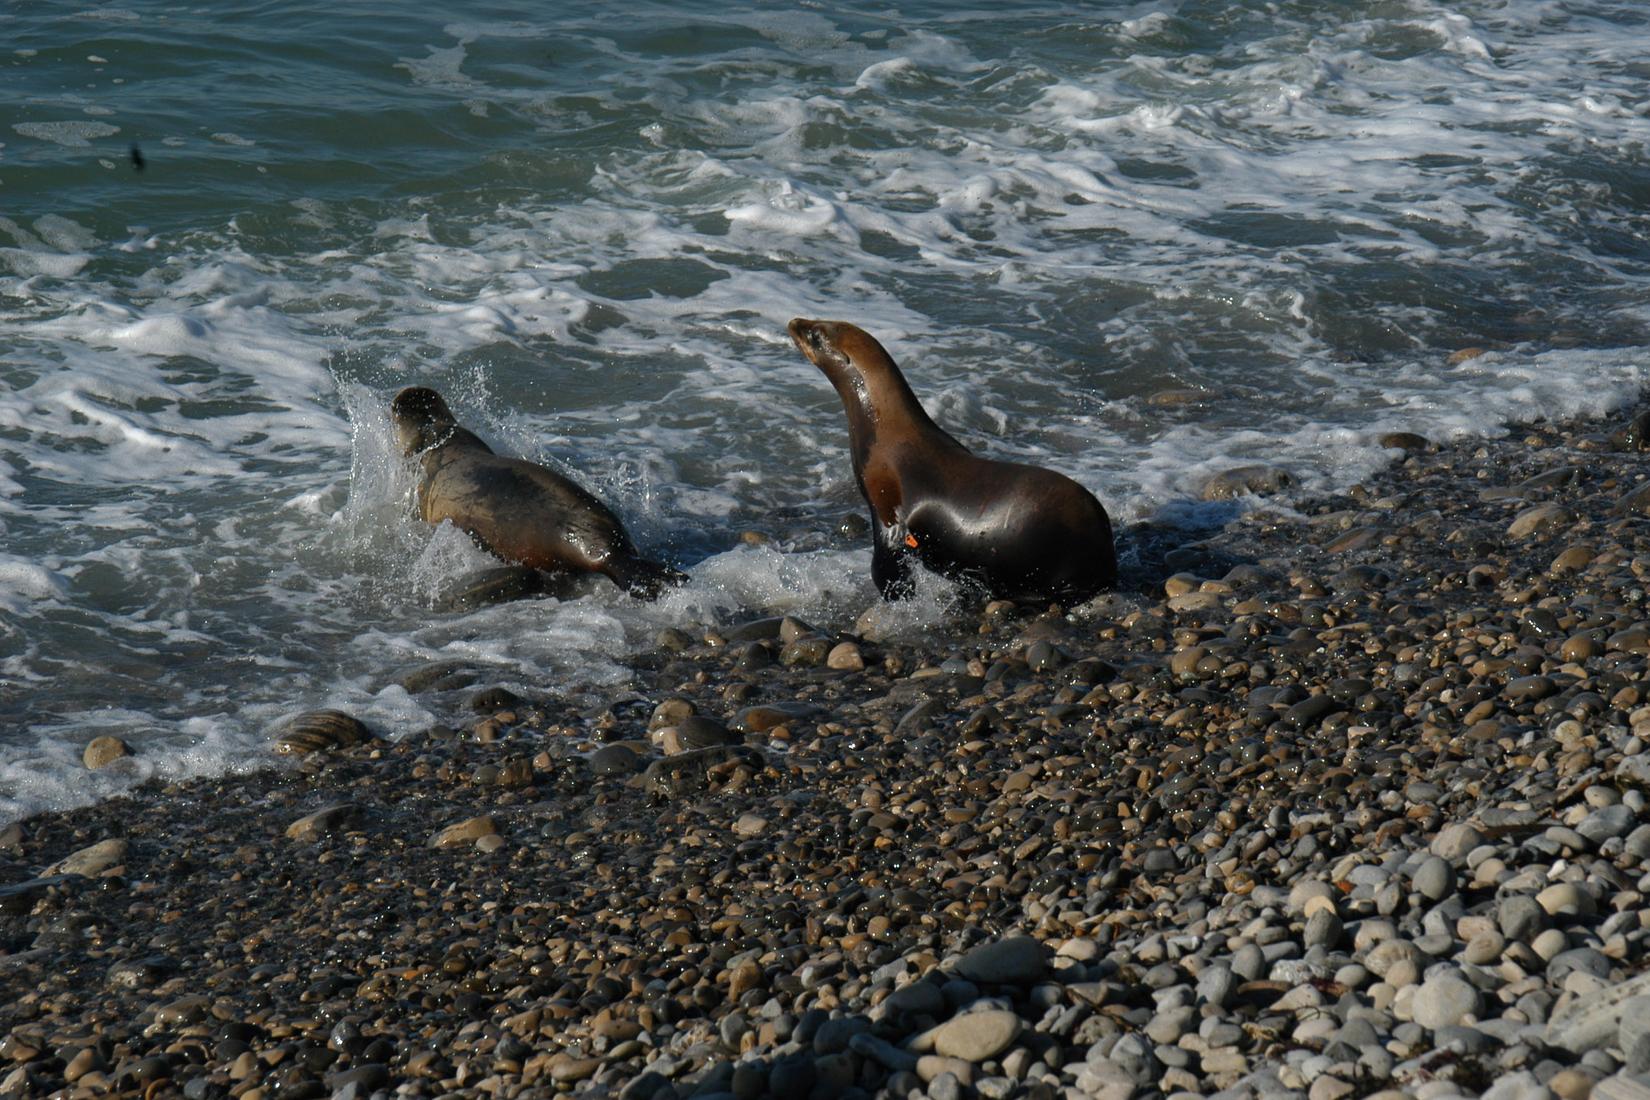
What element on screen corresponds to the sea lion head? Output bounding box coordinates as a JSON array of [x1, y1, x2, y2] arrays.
[[390, 386, 460, 455], [788, 318, 880, 384], [789, 318, 929, 435]]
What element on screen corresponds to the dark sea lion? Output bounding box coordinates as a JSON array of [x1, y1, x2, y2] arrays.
[[787, 319, 1117, 603], [389, 386, 683, 599]]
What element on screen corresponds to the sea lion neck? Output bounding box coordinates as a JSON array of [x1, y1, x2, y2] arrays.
[[788, 318, 954, 453]]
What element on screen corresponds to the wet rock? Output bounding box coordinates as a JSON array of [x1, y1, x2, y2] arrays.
[[1379, 432, 1430, 452], [428, 815, 498, 849], [51, 838, 127, 877], [827, 642, 865, 670], [731, 702, 819, 733], [779, 635, 832, 667], [649, 697, 695, 730], [285, 803, 361, 842], [273, 710, 374, 755], [661, 716, 734, 754], [1615, 483, 1650, 517], [1507, 502, 1572, 540], [82, 736, 132, 770], [1613, 411, 1650, 451], [588, 743, 645, 777], [640, 745, 764, 799], [1201, 464, 1296, 500], [470, 686, 522, 713], [0, 875, 80, 917], [396, 659, 483, 694]]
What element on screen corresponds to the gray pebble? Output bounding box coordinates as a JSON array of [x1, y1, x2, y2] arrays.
[[1431, 823, 1486, 863], [1231, 943, 1266, 981], [1412, 971, 1482, 1029], [1197, 963, 1236, 1009], [1548, 947, 1612, 983], [850, 1032, 918, 1072], [813, 1016, 869, 1054], [1305, 908, 1344, 950], [954, 936, 1047, 985], [1579, 804, 1637, 844], [884, 980, 946, 1018], [1412, 855, 1456, 901], [1499, 895, 1550, 942], [587, 743, 642, 777]]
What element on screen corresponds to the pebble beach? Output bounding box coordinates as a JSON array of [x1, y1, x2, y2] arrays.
[[8, 401, 1650, 1100]]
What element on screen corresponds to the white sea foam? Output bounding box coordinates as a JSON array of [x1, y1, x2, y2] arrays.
[[12, 120, 118, 147]]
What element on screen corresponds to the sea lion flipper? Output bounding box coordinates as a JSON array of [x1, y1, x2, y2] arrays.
[[606, 556, 688, 601], [871, 538, 916, 600]]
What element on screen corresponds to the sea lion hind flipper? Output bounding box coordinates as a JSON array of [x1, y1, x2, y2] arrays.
[[606, 555, 688, 600], [433, 565, 548, 613]]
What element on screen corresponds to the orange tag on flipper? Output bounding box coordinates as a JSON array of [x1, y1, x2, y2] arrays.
[[904, 533, 919, 548]]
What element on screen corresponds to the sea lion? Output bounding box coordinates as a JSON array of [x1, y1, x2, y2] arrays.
[[788, 318, 1117, 603], [390, 386, 682, 599]]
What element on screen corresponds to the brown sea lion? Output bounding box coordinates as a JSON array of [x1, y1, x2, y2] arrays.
[[788, 319, 1116, 602], [390, 386, 683, 599]]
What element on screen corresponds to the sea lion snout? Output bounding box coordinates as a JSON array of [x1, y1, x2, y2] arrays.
[[390, 386, 458, 455]]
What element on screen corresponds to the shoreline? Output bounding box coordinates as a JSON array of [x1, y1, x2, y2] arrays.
[[6, 401, 1650, 1099]]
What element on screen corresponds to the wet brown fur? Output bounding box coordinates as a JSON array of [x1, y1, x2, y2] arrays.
[[788, 319, 1116, 602], [389, 387, 680, 598]]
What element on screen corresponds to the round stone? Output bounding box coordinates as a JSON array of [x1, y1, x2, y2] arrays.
[[931, 1009, 1022, 1062], [1197, 964, 1236, 1009], [1463, 931, 1505, 966], [82, 736, 133, 770], [883, 981, 946, 1019], [1412, 856, 1456, 901], [1364, 939, 1425, 980], [1411, 973, 1482, 1029], [51, 837, 128, 877], [1533, 928, 1570, 962], [1500, 895, 1551, 941], [953, 937, 1046, 985], [1305, 909, 1344, 951], [1537, 883, 1597, 918], [429, 815, 498, 849], [1431, 823, 1486, 863], [1289, 880, 1337, 915], [827, 642, 865, 671], [587, 743, 643, 776]]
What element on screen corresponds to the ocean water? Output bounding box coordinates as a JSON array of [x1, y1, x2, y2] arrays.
[[3, 0, 1649, 822]]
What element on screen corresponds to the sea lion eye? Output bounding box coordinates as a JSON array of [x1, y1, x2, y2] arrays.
[[808, 329, 823, 349]]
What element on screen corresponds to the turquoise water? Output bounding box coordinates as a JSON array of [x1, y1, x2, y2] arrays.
[[3, 1, 1650, 820]]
